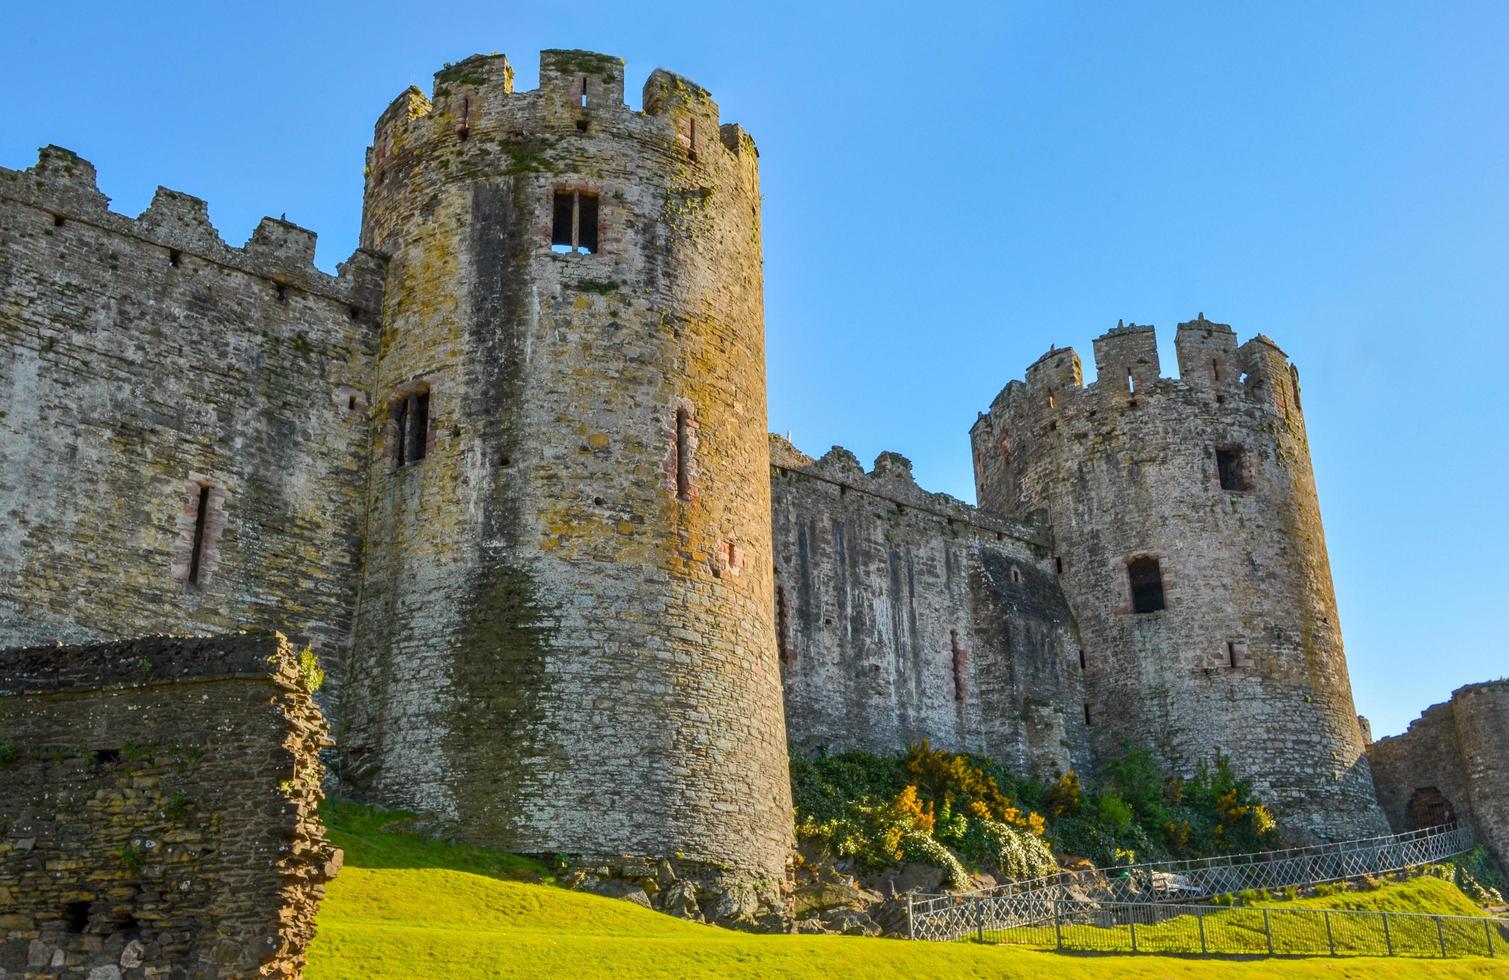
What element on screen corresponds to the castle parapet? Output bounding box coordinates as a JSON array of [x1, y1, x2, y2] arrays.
[[365, 49, 756, 201], [0, 146, 386, 313], [1092, 322, 1160, 396]]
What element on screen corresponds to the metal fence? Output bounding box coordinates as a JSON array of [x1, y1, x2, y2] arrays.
[[972, 899, 1508, 959], [910, 822, 1475, 943]]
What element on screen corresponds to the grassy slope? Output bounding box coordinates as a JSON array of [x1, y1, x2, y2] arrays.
[[1253, 877, 1489, 917], [305, 805, 1506, 980]]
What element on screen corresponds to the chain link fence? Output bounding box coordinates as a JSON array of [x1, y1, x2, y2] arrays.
[[910, 822, 1476, 944]]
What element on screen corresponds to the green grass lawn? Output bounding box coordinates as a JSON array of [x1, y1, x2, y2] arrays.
[[305, 804, 1509, 979]]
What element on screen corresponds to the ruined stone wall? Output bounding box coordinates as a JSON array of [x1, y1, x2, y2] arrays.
[[770, 437, 1089, 777], [341, 51, 791, 923], [0, 148, 384, 701], [1367, 701, 1471, 836], [1369, 681, 1509, 868], [971, 319, 1387, 841], [0, 632, 337, 979]]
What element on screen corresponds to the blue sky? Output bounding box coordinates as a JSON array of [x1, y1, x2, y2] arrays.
[[3, 2, 1504, 738]]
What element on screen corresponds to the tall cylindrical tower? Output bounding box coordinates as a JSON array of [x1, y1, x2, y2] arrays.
[[971, 318, 1387, 841], [341, 51, 791, 920]]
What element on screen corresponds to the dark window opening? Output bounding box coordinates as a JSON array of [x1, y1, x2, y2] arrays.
[[575, 118, 589, 132], [579, 77, 588, 109], [1055, 556, 1064, 575], [52, 213, 66, 227], [168, 249, 181, 268], [1227, 642, 1238, 667], [1010, 566, 1023, 584], [950, 629, 968, 702], [1128, 556, 1165, 614], [776, 585, 795, 668], [577, 193, 599, 253], [347, 395, 358, 412], [393, 391, 430, 466], [187, 485, 210, 587], [1211, 358, 1221, 383], [674, 406, 692, 499], [550, 189, 599, 254], [274, 283, 287, 301], [1078, 649, 1086, 670], [63, 901, 91, 933], [1216, 448, 1248, 491], [459, 97, 471, 141], [551, 190, 574, 251], [1082, 703, 1092, 726], [92, 749, 121, 768]]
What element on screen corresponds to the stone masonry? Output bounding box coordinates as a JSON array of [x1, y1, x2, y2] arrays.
[[0, 632, 337, 979], [770, 437, 1089, 778], [2, 45, 1503, 944], [1368, 680, 1509, 870], [971, 319, 1388, 842], [339, 52, 792, 924], [0, 146, 384, 718]]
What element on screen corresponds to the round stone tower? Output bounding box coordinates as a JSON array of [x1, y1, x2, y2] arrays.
[[341, 51, 791, 920], [970, 317, 1388, 841]]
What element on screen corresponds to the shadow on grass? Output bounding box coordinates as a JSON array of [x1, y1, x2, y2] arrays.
[[320, 799, 554, 884]]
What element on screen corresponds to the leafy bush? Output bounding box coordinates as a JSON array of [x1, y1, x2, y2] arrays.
[[791, 741, 1284, 889]]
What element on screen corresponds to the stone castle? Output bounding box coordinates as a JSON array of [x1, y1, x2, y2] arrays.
[[1, 47, 1505, 975]]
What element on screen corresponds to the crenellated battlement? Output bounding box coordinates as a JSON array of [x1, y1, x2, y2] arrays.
[[365, 50, 755, 191], [975, 316, 1305, 435], [770, 435, 1049, 546], [0, 145, 386, 312]]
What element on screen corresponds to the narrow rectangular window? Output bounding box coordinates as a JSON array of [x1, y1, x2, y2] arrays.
[[579, 77, 588, 109], [1126, 369, 1135, 394], [407, 391, 429, 463], [776, 585, 794, 667], [577, 192, 599, 253], [187, 485, 211, 587], [1078, 648, 1086, 670], [677, 116, 696, 160], [1227, 641, 1238, 667], [551, 190, 575, 252], [1212, 358, 1221, 382], [393, 398, 409, 466], [1216, 447, 1248, 491], [1055, 556, 1064, 575], [1083, 703, 1092, 726], [675, 406, 693, 499], [551, 189, 599, 254], [1128, 556, 1165, 614]]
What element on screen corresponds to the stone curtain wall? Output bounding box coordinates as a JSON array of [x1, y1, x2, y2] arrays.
[[971, 319, 1387, 842], [1369, 681, 1509, 869], [0, 632, 338, 979], [770, 437, 1090, 778], [341, 51, 792, 925], [0, 148, 384, 704]]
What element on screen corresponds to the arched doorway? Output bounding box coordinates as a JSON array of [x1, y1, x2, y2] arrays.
[[1406, 787, 1455, 829]]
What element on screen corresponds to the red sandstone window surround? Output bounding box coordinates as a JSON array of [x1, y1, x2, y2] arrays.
[[171, 475, 227, 590], [667, 399, 698, 500]]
